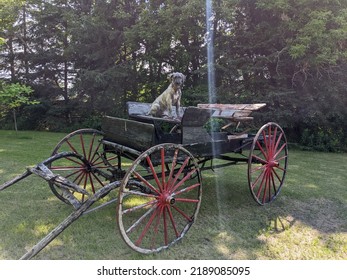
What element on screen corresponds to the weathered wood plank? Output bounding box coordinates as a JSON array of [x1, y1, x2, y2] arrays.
[[0, 170, 32, 191], [197, 103, 266, 111], [127, 101, 152, 116], [29, 164, 89, 195], [197, 103, 265, 122], [129, 113, 181, 124]]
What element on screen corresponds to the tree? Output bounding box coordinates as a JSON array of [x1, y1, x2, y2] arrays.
[[0, 81, 37, 131]]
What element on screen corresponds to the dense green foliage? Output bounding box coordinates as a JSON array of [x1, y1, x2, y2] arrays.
[[0, 0, 346, 151]]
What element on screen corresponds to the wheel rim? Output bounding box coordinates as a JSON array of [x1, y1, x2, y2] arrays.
[[117, 143, 202, 254], [48, 129, 120, 205], [248, 122, 288, 205]]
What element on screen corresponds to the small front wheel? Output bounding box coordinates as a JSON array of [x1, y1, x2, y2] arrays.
[[48, 129, 120, 205], [248, 122, 288, 205], [117, 143, 202, 254]]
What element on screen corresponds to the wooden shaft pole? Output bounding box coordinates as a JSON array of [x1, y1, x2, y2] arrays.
[[20, 181, 120, 260]]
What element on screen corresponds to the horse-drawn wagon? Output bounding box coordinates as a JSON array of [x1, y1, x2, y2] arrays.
[[0, 101, 288, 258]]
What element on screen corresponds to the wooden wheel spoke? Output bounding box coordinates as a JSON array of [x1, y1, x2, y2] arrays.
[[267, 126, 273, 156], [171, 168, 197, 194], [87, 133, 97, 161], [133, 171, 160, 195], [271, 126, 278, 155], [250, 164, 266, 174], [273, 143, 287, 159], [79, 134, 87, 159], [93, 154, 118, 167], [261, 170, 270, 204], [146, 156, 163, 192], [255, 169, 266, 197], [151, 206, 165, 249], [276, 154, 288, 162], [172, 205, 193, 222], [252, 168, 266, 190], [163, 207, 168, 245], [65, 156, 85, 167], [273, 132, 283, 155], [167, 206, 180, 238], [74, 169, 85, 186], [272, 168, 283, 184], [122, 200, 157, 215], [66, 139, 78, 154], [50, 166, 83, 171], [90, 142, 103, 164], [135, 206, 160, 246], [125, 207, 155, 234], [256, 140, 268, 160], [81, 171, 89, 201], [270, 171, 277, 195], [168, 156, 191, 191], [175, 198, 200, 204], [90, 171, 105, 188], [252, 154, 268, 165], [166, 148, 179, 191], [161, 148, 166, 190], [274, 165, 286, 172], [263, 130, 271, 157], [63, 168, 83, 178], [173, 183, 200, 197], [123, 190, 157, 198]]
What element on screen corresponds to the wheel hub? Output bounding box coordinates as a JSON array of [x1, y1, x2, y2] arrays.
[[83, 161, 93, 173], [159, 192, 176, 206], [268, 160, 279, 168]]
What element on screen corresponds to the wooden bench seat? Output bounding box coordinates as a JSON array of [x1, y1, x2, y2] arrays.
[[197, 103, 266, 122], [127, 101, 184, 124]]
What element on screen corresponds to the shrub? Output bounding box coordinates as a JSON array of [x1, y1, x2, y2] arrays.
[[300, 128, 346, 152]]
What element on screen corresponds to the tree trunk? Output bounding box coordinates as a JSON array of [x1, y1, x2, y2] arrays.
[[13, 109, 18, 132], [22, 4, 29, 80]]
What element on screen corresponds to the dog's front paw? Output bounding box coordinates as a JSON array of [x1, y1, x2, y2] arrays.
[[173, 116, 182, 122]]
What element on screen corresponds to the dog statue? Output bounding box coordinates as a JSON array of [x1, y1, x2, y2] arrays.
[[148, 72, 186, 119]]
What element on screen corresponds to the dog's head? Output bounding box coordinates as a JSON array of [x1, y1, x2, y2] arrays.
[[168, 72, 186, 92]]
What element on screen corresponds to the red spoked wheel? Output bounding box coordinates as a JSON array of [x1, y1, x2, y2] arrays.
[[248, 122, 288, 205], [117, 143, 202, 254], [48, 129, 120, 205]]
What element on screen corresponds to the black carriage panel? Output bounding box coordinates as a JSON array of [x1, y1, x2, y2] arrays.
[[102, 116, 155, 152]]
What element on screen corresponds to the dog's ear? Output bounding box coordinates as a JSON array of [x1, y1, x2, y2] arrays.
[[167, 73, 174, 81], [180, 73, 186, 82]]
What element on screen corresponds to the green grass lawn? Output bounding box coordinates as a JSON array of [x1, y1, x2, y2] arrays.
[[0, 129, 346, 260]]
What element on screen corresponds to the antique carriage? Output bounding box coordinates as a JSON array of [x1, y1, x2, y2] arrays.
[[1, 101, 288, 258]]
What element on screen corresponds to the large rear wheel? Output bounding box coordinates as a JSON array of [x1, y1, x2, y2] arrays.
[[248, 122, 288, 205]]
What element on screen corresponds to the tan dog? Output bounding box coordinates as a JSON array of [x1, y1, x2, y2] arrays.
[[148, 72, 186, 119]]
